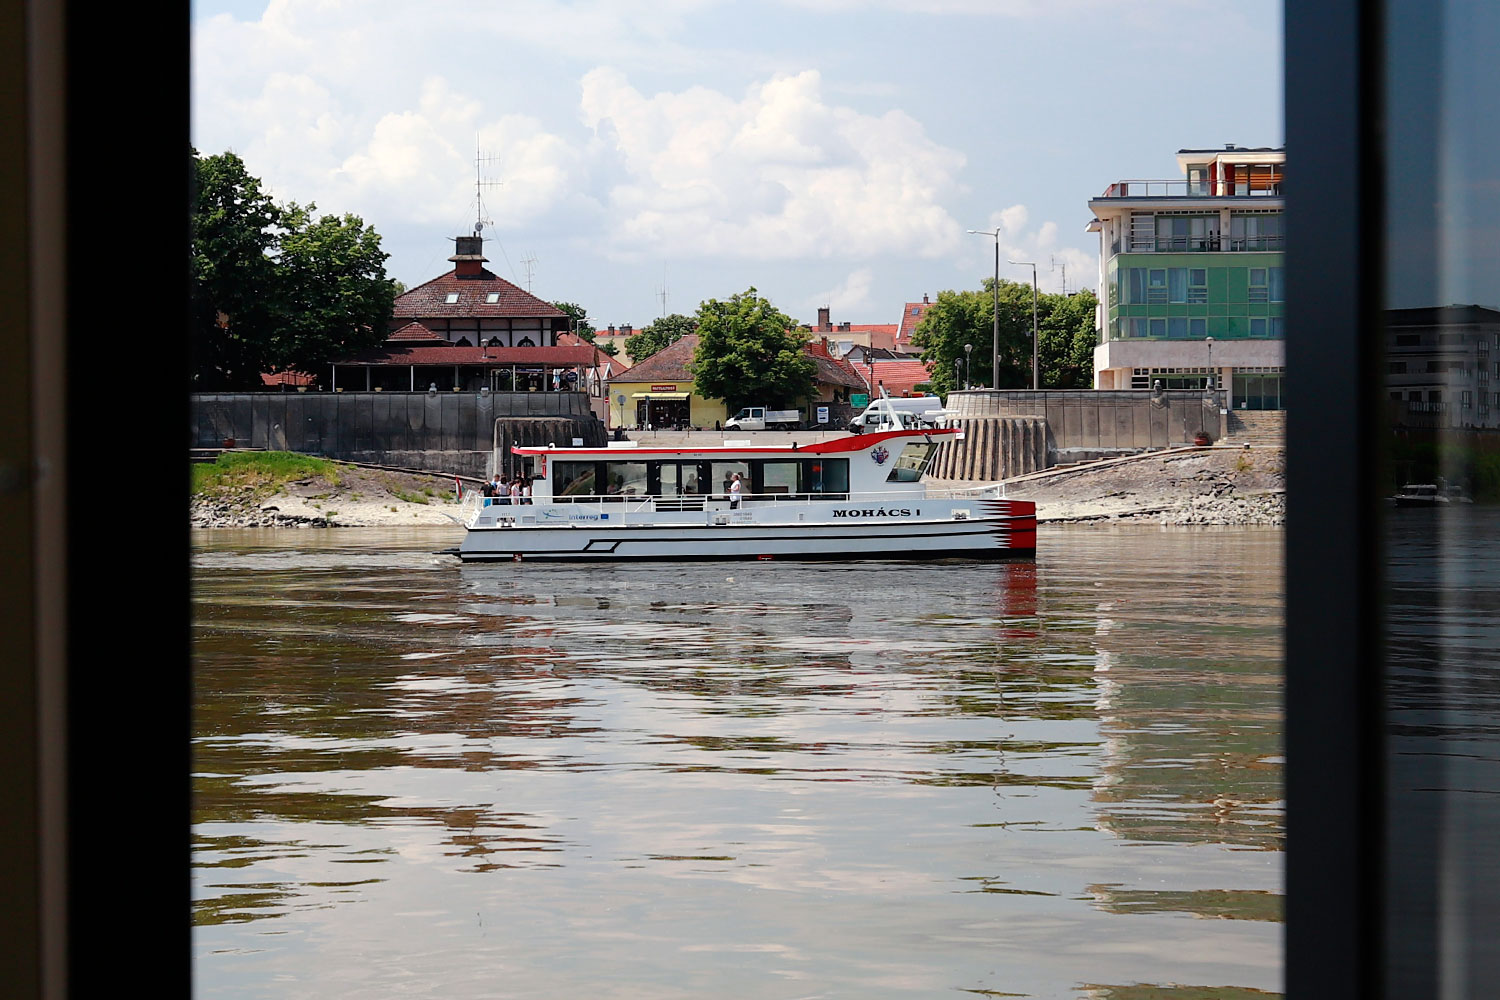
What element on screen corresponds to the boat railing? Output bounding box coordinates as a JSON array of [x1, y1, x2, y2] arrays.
[[458, 486, 484, 525]]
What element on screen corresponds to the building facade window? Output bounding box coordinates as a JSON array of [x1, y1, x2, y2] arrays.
[[1229, 212, 1283, 250]]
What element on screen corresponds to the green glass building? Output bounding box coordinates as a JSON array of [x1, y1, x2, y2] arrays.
[[1088, 146, 1286, 410]]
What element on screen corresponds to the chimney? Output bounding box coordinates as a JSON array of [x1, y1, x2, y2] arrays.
[[622, 324, 632, 334], [922, 293, 929, 304], [838, 321, 850, 331], [608, 325, 616, 335], [448, 234, 488, 277], [817, 306, 831, 331]]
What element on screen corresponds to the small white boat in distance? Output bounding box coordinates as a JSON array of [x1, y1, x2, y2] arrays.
[[457, 428, 1036, 563]]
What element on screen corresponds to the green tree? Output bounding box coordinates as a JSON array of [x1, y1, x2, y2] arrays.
[[1036, 288, 1098, 388], [552, 301, 596, 339], [552, 300, 617, 355], [191, 150, 396, 389], [691, 289, 814, 413], [626, 313, 696, 361], [192, 151, 283, 388], [271, 203, 395, 375], [913, 279, 1097, 392]]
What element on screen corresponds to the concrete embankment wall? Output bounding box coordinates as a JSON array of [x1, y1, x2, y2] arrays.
[[928, 417, 1048, 481], [191, 391, 606, 479], [925, 390, 1226, 481], [944, 389, 1221, 451]]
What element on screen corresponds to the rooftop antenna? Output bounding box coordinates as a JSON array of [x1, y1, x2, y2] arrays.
[[654, 263, 669, 318], [1050, 254, 1068, 295], [521, 253, 539, 293], [472, 134, 502, 237]]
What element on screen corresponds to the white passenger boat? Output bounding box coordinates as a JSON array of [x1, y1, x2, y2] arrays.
[[457, 429, 1036, 562]]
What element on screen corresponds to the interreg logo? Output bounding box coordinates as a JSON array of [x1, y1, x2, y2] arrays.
[[542, 509, 609, 522], [870, 446, 890, 465]]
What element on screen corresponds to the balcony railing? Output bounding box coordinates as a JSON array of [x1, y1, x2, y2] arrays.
[[1097, 179, 1284, 198], [1110, 235, 1286, 254]]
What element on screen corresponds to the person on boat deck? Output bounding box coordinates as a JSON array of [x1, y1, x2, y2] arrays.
[[497, 477, 512, 505], [482, 473, 502, 500], [729, 472, 743, 509], [519, 478, 532, 504]]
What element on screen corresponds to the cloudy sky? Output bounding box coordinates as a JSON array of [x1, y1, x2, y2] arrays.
[[191, 0, 1283, 329]]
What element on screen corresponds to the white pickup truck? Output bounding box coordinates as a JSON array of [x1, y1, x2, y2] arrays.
[[723, 406, 802, 431]]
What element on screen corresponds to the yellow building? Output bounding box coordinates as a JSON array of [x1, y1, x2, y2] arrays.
[[605, 335, 728, 429], [606, 333, 869, 430]]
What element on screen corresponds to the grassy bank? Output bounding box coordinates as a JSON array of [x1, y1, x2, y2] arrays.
[[191, 452, 345, 501]]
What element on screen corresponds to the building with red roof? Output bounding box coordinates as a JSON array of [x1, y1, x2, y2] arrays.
[[804, 306, 899, 354], [895, 293, 934, 353], [327, 233, 617, 406]]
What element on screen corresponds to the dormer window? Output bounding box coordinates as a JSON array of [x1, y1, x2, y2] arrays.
[[445, 292, 460, 304], [517, 336, 535, 347], [485, 292, 500, 304]]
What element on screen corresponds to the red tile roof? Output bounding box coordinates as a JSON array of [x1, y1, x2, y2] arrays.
[[388, 320, 444, 342], [393, 269, 567, 320], [805, 339, 868, 390], [896, 297, 934, 347], [616, 334, 699, 382], [866, 359, 935, 397]]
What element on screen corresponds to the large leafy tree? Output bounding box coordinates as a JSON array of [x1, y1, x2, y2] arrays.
[[191, 150, 396, 388], [626, 313, 696, 362], [913, 279, 1098, 393], [691, 289, 814, 413], [1036, 288, 1099, 389]]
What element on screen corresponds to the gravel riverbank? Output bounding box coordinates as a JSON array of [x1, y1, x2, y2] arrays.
[[985, 445, 1285, 526]]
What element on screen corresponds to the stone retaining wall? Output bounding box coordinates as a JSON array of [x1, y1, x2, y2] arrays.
[[191, 391, 606, 479]]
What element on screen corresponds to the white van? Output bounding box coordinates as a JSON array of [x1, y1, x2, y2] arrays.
[[848, 396, 946, 433]]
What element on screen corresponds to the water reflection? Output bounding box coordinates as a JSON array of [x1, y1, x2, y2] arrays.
[[193, 526, 1283, 999], [1384, 506, 1500, 995]]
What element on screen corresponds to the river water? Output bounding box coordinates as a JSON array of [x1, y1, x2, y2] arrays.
[[192, 525, 1284, 999]]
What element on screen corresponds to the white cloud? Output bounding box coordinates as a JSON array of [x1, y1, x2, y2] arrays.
[[817, 268, 876, 314], [580, 68, 966, 260]]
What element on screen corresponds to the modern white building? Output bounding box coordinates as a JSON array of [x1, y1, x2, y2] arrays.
[[1087, 145, 1286, 410], [1387, 305, 1500, 429]]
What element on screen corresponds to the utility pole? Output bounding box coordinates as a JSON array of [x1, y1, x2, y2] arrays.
[[1011, 260, 1039, 390], [966, 228, 1002, 388]]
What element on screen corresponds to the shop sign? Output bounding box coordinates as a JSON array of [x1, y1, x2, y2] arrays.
[[651, 384, 677, 392]]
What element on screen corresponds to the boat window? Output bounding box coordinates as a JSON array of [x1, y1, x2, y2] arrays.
[[712, 462, 750, 497], [758, 461, 800, 496], [807, 459, 847, 494], [604, 461, 648, 497], [885, 442, 935, 483], [655, 463, 682, 496], [554, 461, 599, 498]]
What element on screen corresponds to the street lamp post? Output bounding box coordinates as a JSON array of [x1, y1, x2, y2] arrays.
[[963, 343, 973, 390], [954, 358, 962, 393], [1009, 260, 1039, 390], [967, 228, 1001, 388], [1206, 336, 1215, 394]]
